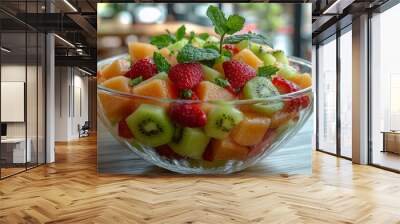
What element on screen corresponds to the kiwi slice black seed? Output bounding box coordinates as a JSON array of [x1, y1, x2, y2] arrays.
[[204, 105, 244, 139], [243, 77, 284, 116], [126, 104, 174, 147]]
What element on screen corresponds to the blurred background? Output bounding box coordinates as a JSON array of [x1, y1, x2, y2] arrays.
[[97, 3, 312, 61]]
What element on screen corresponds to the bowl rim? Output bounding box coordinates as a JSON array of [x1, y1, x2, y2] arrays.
[[97, 53, 312, 104]]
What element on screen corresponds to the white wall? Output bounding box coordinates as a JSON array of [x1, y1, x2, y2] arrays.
[[54, 67, 89, 141]]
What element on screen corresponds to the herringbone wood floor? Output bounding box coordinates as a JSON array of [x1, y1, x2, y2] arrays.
[[1, 135, 400, 224]]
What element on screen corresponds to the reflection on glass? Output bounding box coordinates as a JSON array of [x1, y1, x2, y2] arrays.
[[318, 38, 337, 154], [27, 31, 38, 169], [38, 33, 46, 165], [1, 31, 27, 177], [371, 4, 400, 171], [340, 29, 352, 158]]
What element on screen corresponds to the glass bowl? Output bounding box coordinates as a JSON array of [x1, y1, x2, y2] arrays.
[[97, 54, 313, 174]]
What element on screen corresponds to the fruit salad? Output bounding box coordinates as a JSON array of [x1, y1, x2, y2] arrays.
[[98, 6, 312, 169]]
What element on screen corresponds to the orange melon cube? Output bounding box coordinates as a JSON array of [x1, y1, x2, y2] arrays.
[[100, 59, 129, 81], [213, 61, 225, 75], [231, 113, 271, 146], [233, 48, 263, 70], [248, 129, 277, 158], [210, 138, 249, 161], [132, 79, 171, 98], [288, 73, 312, 89], [270, 111, 296, 129], [159, 48, 178, 66], [196, 81, 235, 101], [128, 42, 157, 63], [132, 79, 173, 107], [98, 76, 135, 124]]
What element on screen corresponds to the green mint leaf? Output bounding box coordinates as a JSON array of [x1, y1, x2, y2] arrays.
[[223, 33, 272, 46], [206, 5, 227, 35], [198, 33, 210, 40], [226, 15, 245, 35], [180, 89, 193, 99], [214, 78, 230, 88], [153, 52, 171, 73], [177, 44, 220, 63], [176, 25, 186, 41], [188, 31, 195, 43], [257, 65, 279, 78], [203, 43, 220, 52], [150, 34, 175, 49], [129, 76, 143, 86]]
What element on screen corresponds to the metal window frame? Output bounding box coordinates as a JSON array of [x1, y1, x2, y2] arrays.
[[314, 21, 353, 161], [0, 0, 47, 180], [367, 1, 400, 173]]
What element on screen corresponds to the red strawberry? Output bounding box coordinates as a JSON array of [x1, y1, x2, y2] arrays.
[[272, 76, 298, 93], [202, 144, 214, 161], [223, 60, 256, 89], [223, 44, 239, 54], [169, 103, 207, 127], [272, 76, 310, 111], [125, 59, 157, 80], [156, 145, 182, 159], [118, 119, 133, 139], [168, 63, 203, 90]]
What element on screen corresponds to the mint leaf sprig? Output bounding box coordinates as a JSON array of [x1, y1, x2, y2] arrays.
[[206, 6, 245, 54], [153, 52, 171, 73], [177, 44, 220, 63], [257, 65, 279, 78], [150, 25, 186, 49], [223, 32, 272, 46]]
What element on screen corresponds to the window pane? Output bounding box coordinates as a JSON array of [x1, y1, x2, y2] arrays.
[[371, 3, 400, 171], [340, 29, 352, 158], [318, 38, 337, 154]]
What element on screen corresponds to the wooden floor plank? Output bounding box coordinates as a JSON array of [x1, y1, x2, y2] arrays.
[[0, 135, 400, 223]]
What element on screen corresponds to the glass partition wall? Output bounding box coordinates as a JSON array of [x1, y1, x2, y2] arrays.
[[315, 26, 353, 159], [370, 3, 400, 171], [0, 2, 46, 179]]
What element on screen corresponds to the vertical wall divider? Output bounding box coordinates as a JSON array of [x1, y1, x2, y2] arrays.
[[315, 44, 319, 150], [336, 23, 342, 157], [36, 0, 39, 168], [367, 10, 373, 165], [25, 1, 28, 171]]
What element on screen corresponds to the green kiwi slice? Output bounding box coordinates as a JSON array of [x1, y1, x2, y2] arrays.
[[243, 77, 283, 116], [126, 104, 174, 147], [205, 106, 244, 139], [169, 127, 210, 159], [272, 50, 289, 64]]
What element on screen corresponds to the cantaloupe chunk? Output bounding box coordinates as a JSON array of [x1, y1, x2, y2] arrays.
[[97, 71, 106, 84], [230, 113, 271, 146], [247, 129, 277, 158], [233, 48, 263, 70], [132, 79, 172, 98], [270, 111, 296, 129], [196, 81, 235, 101], [100, 59, 129, 81], [209, 138, 249, 161], [132, 79, 173, 107], [98, 76, 135, 124], [128, 42, 157, 63], [288, 73, 312, 89], [213, 61, 225, 75], [159, 48, 178, 66]]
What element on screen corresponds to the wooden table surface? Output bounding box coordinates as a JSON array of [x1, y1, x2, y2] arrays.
[[1, 123, 400, 223]]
